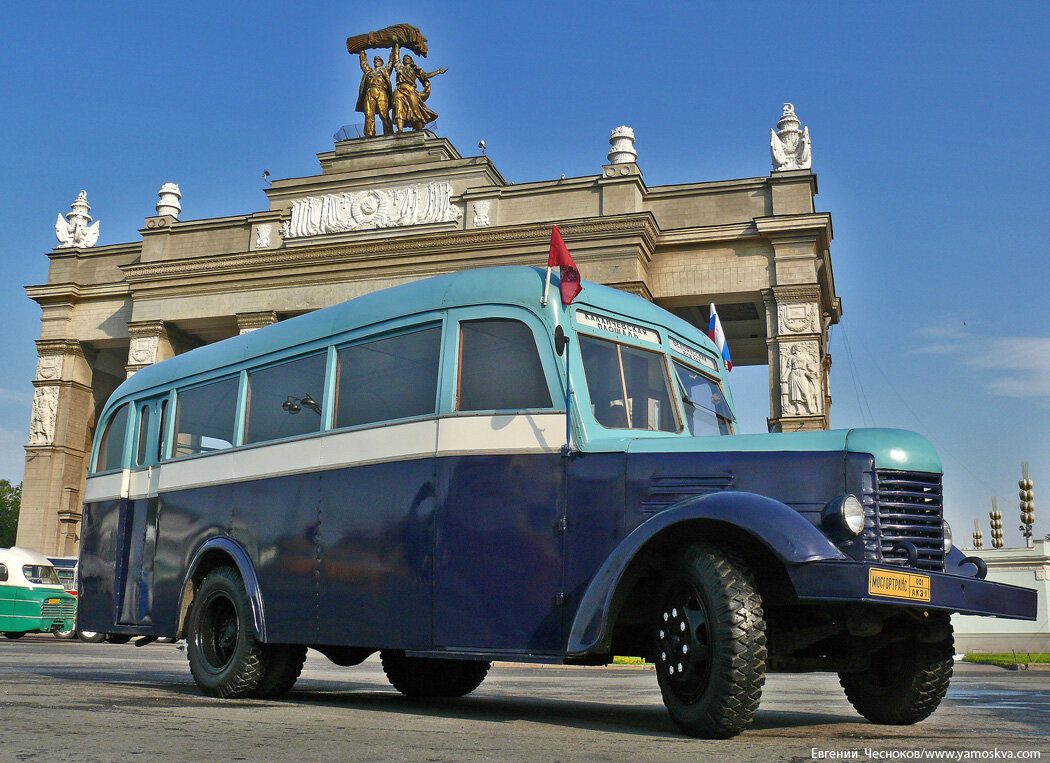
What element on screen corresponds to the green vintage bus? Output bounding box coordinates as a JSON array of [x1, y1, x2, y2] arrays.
[[0, 547, 77, 638]]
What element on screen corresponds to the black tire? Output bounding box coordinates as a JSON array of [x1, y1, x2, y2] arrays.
[[380, 651, 490, 698], [2, 632, 26, 640], [253, 645, 308, 698], [105, 633, 132, 644], [839, 631, 954, 725], [52, 626, 76, 640], [186, 566, 267, 698], [654, 543, 766, 739], [77, 629, 106, 643]]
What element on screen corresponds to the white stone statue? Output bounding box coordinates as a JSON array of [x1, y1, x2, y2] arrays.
[[55, 190, 100, 248], [156, 183, 182, 218], [28, 386, 59, 446], [607, 126, 637, 164], [770, 103, 811, 172], [280, 181, 462, 239]]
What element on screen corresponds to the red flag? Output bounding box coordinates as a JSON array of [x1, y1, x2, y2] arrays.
[[548, 225, 582, 305]]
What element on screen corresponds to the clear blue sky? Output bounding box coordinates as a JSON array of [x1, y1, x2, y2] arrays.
[[1, 1, 1047, 545]]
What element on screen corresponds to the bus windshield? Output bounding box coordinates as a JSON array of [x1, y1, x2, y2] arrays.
[[673, 362, 734, 436], [23, 565, 61, 586], [579, 335, 679, 432]]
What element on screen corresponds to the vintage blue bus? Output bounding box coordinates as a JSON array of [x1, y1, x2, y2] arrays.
[[79, 266, 1035, 738]]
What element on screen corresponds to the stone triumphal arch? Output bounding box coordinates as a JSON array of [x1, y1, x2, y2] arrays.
[[19, 103, 840, 555]]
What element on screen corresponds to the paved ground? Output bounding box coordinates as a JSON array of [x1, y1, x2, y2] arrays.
[[0, 636, 1047, 762]]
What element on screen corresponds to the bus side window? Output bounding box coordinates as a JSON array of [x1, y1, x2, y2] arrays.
[[0, 564, 7, 583], [158, 399, 169, 461], [457, 319, 553, 412], [94, 403, 130, 472], [173, 377, 238, 457], [135, 403, 151, 466], [335, 327, 441, 429], [245, 352, 327, 444]]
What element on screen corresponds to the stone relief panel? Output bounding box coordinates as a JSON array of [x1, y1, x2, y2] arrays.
[[255, 224, 273, 249], [28, 386, 59, 446], [777, 302, 818, 334], [779, 341, 822, 417], [35, 354, 63, 381], [472, 200, 491, 227], [128, 336, 159, 366], [280, 181, 462, 239]]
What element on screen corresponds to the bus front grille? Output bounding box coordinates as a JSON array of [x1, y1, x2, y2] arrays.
[[874, 470, 945, 571]]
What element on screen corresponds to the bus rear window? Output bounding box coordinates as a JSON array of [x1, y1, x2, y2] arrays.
[[173, 377, 238, 457], [95, 403, 129, 472]]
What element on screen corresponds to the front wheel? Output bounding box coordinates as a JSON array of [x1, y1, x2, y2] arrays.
[[839, 629, 954, 725], [381, 651, 490, 698], [52, 626, 76, 640], [77, 629, 105, 643], [186, 566, 268, 698], [654, 543, 767, 739]]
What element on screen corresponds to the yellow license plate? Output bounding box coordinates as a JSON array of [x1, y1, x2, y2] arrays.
[[868, 568, 930, 602], [47, 598, 61, 604]]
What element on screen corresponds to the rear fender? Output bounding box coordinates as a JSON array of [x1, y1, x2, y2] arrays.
[[566, 491, 843, 656], [177, 537, 267, 642]]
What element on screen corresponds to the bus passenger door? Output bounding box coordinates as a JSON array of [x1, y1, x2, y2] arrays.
[[433, 312, 568, 654], [116, 398, 164, 626]]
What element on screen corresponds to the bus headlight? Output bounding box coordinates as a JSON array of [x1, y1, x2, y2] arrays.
[[943, 520, 953, 554], [821, 494, 866, 537]]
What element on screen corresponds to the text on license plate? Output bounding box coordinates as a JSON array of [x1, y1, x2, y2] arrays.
[[868, 568, 930, 602]]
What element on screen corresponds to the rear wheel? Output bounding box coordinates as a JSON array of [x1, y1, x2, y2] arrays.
[[76, 629, 105, 643], [654, 543, 766, 739], [254, 645, 308, 698], [186, 566, 267, 698], [839, 629, 954, 725], [52, 626, 76, 640], [2, 632, 26, 640], [381, 651, 490, 698]]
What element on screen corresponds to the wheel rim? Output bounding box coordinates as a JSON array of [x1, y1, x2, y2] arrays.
[[197, 593, 239, 671], [657, 582, 713, 703]]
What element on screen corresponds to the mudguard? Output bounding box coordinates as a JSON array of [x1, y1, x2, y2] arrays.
[[179, 537, 267, 642], [565, 491, 844, 656]]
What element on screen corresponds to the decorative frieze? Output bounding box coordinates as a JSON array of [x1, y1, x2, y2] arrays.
[[28, 386, 60, 446], [280, 181, 462, 239], [128, 336, 159, 366]]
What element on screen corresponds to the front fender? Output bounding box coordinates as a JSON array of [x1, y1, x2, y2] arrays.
[[178, 537, 267, 642], [566, 491, 843, 656]]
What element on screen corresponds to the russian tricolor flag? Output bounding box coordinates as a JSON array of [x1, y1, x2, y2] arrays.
[[708, 303, 733, 371]]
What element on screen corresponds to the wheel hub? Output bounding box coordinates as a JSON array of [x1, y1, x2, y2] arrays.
[[657, 584, 712, 702]]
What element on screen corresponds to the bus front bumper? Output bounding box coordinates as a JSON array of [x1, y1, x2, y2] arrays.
[[787, 560, 1038, 620]]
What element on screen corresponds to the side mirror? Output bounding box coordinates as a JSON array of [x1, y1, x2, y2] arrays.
[[554, 325, 570, 356]]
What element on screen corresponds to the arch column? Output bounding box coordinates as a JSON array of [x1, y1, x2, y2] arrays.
[[17, 339, 95, 554], [762, 285, 831, 432]]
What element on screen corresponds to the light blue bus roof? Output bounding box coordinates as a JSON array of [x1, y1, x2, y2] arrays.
[[101, 266, 723, 415]]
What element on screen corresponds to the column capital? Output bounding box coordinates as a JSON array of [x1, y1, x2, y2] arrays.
[[236, 311, 279, 334]]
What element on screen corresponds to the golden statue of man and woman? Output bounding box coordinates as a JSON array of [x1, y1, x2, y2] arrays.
[[348, 25, 447, 137]]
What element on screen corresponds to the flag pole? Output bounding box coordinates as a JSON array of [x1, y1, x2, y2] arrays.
[[542, 266, 551, 307]]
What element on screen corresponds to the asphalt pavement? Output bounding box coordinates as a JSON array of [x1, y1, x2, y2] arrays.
[[0, 636, 1047, 762]]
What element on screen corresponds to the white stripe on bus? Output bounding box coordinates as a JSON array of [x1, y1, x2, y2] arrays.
[[84, 413, 565, 501]]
